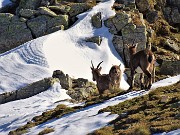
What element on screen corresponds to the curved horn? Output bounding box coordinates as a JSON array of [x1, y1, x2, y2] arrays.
[[91, 60, 94, 69], [97, 61, 103, 69]]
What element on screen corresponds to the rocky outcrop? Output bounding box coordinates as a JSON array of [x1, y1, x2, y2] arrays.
[[160, 60, 180, 76], [52, 70, 72, 90], [27, 14, 68, 37], [69, 3, 92, 17], [91, 12, 102, 28], [0, 78, 55, 104], [0, 0, 93, 54], [52, 70, 97, 101], [105, 11, 147, 66], [0, 13, 33, 53]]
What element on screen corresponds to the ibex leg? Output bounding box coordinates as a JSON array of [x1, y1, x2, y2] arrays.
[[129, 70, 135, 90], [142, 70, 152, 90], [140, 73, 144, 89]]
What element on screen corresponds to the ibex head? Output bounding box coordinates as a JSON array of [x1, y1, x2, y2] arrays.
[[127, 43, 138, 55], [91, 61, 103, 81]]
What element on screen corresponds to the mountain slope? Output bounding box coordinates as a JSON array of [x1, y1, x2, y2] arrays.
[[0, 0, 129, 94]]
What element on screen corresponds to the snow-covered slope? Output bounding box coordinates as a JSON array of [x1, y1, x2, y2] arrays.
[[0, 0, 11, 8], [0, 74, 179, 135], [0, 0, 179, 135], [0, 0, 129, 94]]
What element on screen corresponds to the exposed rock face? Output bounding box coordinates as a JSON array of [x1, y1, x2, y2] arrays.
[[52, 70, 72, 90], [160, 60, 180, 76], [0, 13, 33, 53], [38, 7, 57, 17], [27, 14, 68, 37], [18, 0, 42, 10], [91, 12, 102, 28], [0, 78, 55, 104], [0, 0, 92, 54], [105, 11, 147, 66], [146, 10, 158, 23], [69, 3, 92, 17], [19, 8, 37, 18], [52, 70, 97, 101]]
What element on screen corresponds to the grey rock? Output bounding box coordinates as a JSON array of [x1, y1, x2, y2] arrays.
[[69, 3, 91, 17], [49, 5, 71, 14], [27, 15, 50, 37], [46, 25, 64, 34], [146, 10, 159, 23], [112, 35, 125, 61], [86, 36, 102, 45], [19, 8, 37, 18], [52, 70, 72, 89], [47, 15, 69, 29], [0, 14, 33, 53], [38, 7, 57, 17], [91, 12, 102, 28], [160, 60, 180, 76], [171, 7, 180, 24], [18, 0, 42, 10]]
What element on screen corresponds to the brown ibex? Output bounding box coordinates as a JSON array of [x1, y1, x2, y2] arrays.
[[109, 64, 122, 90], [91, 61, 110, 96], [127, 43, 155, 90]]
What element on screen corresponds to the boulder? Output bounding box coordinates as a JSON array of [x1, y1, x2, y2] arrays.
[[38, 7, 57, 17], [19, 8, 37, 18], [49, 5, 71, 14], [27, 14, 68, 37], [69, 3, 92, 17], [146, 10, 159, 23], [160, 60, 180, 76], [67, 78, 97, 101], [18, 0, 42, 10], [47, 14, 69, 29], [112, 35, 125, 61], [52, 70, 72, 89], [104, 11, 131, 34], [85, 36, 102, 45], [135, 0, 150, 13], [0, 13, 33, 54], [171, 7, 180, 24], [27, 15, 50, 37], [46, 25, 64, 34], [91, 12, 102, 28]]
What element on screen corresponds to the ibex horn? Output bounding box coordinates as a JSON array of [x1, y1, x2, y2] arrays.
[[97, 61, 103, 69], [91, 60, 94, 69]]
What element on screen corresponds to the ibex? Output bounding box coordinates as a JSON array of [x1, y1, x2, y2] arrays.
[[91, 61, 110, 96], [109, 64, 122, 89], [127, 43, 155, 90]]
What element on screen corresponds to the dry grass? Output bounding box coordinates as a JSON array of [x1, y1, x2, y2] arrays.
[[91, 81, 180, 134], [38, 127, 54, 135]]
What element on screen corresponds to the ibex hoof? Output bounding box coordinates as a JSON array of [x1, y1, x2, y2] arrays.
[[147, 84, 152, 90]]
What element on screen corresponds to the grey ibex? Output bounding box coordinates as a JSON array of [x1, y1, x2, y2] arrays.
[[109, 64, 122, 89], [127, 43, 155, 90], [91, 61, 110, 96]]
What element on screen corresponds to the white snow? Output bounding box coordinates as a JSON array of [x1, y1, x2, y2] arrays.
[[0, 0, 11, 8], [0, 0, 179, 135]]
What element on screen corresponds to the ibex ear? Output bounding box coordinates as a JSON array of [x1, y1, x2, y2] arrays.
[[134, 43, 138, 47]]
